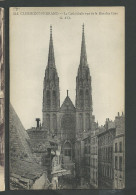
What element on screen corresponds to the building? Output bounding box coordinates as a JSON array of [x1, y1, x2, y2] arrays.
[[9, 104, 51, 190], [75, 136, 84, 186], [0, 8, 4, 167], [26, 119, 49, 165], [98, 119, 116, 188], [90, 126, 99, 188], [75, 131, 93, 188], [26, 119, 71, 189], [81, 134, 91, 188], [113, 112, 125, 189], [41, 24, 94, 177], [75, 132, 91, 188], [10, 104, 71, 190], [24, 24, 95, 188]]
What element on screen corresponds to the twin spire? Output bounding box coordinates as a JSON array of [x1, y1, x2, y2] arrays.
[[47, 25, 55, 68], [80, 23, 88, 67], [47, 24, 88, 68]]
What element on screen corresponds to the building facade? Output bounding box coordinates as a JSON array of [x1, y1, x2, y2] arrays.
[[113, 112, 125, 189], [98, 120, 116, 188], [41, 25, 94, 176], [82, 135, 91, 188], [90, 128, 99, 188]]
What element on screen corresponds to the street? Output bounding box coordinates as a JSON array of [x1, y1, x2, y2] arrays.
[[0, 166, 5, 191]]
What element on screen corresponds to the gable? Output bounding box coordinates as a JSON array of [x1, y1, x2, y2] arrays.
[[60, 96, 75, 112]]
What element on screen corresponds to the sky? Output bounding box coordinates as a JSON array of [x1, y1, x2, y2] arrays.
[[10, 7, 125, 129]]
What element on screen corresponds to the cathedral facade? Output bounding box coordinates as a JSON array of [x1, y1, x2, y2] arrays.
[[42, 25, 95, 172]]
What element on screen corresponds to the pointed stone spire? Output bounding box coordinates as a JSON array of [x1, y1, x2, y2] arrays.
[[80, 23, 88, 67], [47, 25, 55, 68]]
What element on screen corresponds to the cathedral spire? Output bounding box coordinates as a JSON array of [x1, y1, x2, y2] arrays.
[[47, 25, 55, 68], [80, 23, 88, 67]]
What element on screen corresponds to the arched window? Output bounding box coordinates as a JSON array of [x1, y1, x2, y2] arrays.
[[52, 90, 56, 105], [85, 113, 90, 130], [53, 72, 55, 81], [79, 89, 83, 107], [86, 71, 88, 80], [85, 89, 89, 106], [79, 113, 83, 130], [46, 114, 50, 129], [80, 89, 83, 96], [46, 90, 50, 106], [53, 114, 57, 130], [86, 89, 89, 96]]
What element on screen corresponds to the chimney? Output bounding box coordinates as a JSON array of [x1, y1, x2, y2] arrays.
[[118, 112, 120, 116], [36, 118, 40, 128]]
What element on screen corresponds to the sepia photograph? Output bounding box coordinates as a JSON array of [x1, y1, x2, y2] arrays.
[[0, 7, 5, 191], [10, 7, 125, 190]]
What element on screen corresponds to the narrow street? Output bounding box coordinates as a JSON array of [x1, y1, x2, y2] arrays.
[[0, 166, 5, 191]]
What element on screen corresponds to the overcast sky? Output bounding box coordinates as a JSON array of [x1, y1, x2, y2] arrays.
[[10, 7, 125, 129]]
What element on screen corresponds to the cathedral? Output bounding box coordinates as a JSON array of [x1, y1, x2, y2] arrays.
[[42, 25, 95, 173]]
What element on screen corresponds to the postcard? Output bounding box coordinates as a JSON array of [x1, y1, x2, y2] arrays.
[[10, 7, 125, 190]]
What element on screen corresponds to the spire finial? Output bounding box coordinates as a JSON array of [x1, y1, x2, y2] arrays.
[[67, 90, 69, 97], [47, 25, 55, 68], [80, 23, 87, 66], [50, 25, 52, 36], [82, 23, 84, 33]]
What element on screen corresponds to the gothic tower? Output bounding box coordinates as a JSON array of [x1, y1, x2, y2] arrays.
[[42, 26, 60, 134], [76, 24, 93, 136]]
